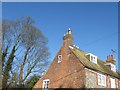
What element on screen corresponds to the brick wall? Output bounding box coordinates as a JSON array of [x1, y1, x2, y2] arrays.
[[33, 41, 86, 88]]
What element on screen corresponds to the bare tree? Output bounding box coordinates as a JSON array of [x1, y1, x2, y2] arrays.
[[2, 17, 50, 88], [0, 19, 2, 89]]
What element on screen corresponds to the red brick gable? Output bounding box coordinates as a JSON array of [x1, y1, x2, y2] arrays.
[[33, 29, 86, 88]]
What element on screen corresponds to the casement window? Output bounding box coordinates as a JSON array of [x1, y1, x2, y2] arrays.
[[110, 78, 115, 88], [58, 55, 62, 63], [42, 79, 50, 89], [98, 73, 106, 87]]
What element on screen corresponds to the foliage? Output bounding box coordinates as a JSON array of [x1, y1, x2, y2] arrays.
[[25, 75, 40, 88]]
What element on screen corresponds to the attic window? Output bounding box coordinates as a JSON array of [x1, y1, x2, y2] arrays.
[[58, 55, 62, 63], [85, 53, 97, 64], [105, 63, 116, 72], [91, 56, 97, 64], [42, 79, 50, 89], [111, 64, 116, 72]]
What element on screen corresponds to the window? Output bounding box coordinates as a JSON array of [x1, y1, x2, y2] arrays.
[[42, 79, 50, 89], [105, 63, 116, 72], [111, 64, 116, 72], [85, 53, 97, 64], [98, 73, 106, 87], [91, 56, 97, 64], [58, 55, 62, 63], [110, 78, 115, 88], [91, 56, 93, 61]]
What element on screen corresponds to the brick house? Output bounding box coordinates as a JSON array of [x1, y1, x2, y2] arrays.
[[33, 28, 120, 89]]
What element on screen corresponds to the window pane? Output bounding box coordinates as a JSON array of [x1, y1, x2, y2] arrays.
[[43, 79, 50, 89], [91, 56, 93, 61], [58, 55, 62, 63], [98, 73, 106, 87]]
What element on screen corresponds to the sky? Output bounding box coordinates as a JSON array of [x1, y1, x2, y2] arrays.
[[2, 2, 119, 70]]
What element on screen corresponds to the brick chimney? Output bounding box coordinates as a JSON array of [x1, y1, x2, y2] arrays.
[[106, 55, 115, 64], [63, 28, 74, 47]]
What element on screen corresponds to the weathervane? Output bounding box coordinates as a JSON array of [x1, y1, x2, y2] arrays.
[[111, 49, 116, 56]]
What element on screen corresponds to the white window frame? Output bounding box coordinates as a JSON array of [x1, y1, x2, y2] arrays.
[[98, 73, 106, 87], [91, 55, 97, 64], [42, 79, 50, 89], [58, 55, 62, 63], [110, 78, 115, 88], [111, 64, 116, 72], [105, 63, 116, 72], [85, 53, 97, 64]]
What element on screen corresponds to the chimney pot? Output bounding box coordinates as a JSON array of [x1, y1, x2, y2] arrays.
[[111, 55, 113, 60], [106, 55, 115, 64]]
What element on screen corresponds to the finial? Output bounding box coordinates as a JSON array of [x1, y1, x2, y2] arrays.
[[68, 28, 71, 30], [67, 28, 72, 34]]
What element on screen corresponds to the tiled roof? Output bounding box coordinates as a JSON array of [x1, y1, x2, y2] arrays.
[[70, 46, 120, 79]]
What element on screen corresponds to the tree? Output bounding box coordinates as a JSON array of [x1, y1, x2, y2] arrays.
[[2, 17, 50, 88], [2, 20, 18, 88], [25, 74, 40, 88], [0, 21, 2, 89]]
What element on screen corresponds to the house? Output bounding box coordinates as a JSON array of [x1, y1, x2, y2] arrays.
[[33, 28, 120, 89]]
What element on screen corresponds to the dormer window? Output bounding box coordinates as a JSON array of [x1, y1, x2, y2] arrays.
[[105, 63, 116, 72], [91, 55, 97, 64], [85, 53, 97, 64], [111, 64, 116, 72], [58, 55, 62, 63]]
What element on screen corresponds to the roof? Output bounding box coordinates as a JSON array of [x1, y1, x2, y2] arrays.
[[69, 46, 120, 79]]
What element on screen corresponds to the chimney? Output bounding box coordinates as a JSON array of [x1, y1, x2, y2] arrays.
[[106, 55, 115, 64], [105, 55, 116, 72], [63, 28, 74, 46]]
